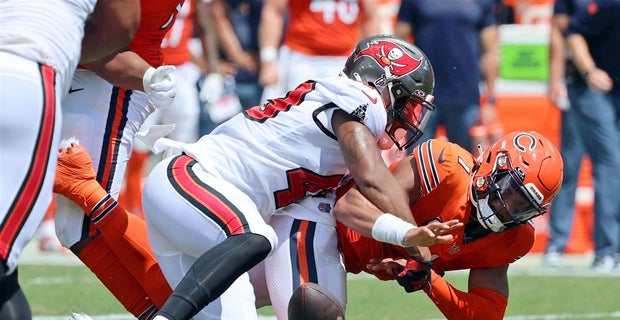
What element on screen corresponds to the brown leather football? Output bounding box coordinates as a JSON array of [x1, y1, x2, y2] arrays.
[[287, 282, 345, 320]]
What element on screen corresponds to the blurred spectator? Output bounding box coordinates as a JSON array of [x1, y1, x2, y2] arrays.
[[258, 0, 381, 101], [502, 0, 553, 25], [211, 0, 264, 108], [395, 0, 499, 153], [198, 0, 263, 134], [544, 0, 620, 272]]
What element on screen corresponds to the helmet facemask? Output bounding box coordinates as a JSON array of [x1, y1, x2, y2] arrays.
[[384, 81, 435, 150], [471, 152, 548, 233]]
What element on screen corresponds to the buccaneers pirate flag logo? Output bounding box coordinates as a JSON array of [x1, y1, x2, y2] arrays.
[[357, 40, 421, 77]]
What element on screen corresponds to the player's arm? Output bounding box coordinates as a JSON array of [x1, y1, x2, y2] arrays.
[[82, 51, 176, 109], [258, 0, 287, 86], [331, 111, 460, 247], [359, 0, 381, 38], [425, 266, 509, 320], [80, 0, 140, 64], [81, 50, 150, 90]]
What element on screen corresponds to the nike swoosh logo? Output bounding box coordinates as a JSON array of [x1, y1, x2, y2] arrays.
[[438, 147, 447, 163], [68, 87, 84, 94], [361, 90, 378, 104]]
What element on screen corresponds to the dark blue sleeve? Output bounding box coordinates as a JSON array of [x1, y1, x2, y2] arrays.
[[553, 0, 571, 15], [567, 0, 618, 36], [480, 0, 497, 29], [396, 0, 416, 24]]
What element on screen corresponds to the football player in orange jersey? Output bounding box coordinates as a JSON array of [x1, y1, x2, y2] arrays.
[[334, 131, 563, 319], [247, 130, 563, 320]]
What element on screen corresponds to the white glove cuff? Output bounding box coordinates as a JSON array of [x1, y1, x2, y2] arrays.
[[371, 213, 417, 247], [142, 67, 156, 93]]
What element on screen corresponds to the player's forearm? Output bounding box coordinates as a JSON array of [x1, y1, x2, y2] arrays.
[[425, 271, 507, 320], [80, 0, 140, 64], [82, 50, 151, 91]]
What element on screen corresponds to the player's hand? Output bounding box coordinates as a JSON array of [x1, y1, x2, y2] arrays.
[[393, 258, 433, 293], [54, 139, 97, 197], [403, 219, 463, 247], [143, 65, 177, 109], [367, 257, 433, 293]]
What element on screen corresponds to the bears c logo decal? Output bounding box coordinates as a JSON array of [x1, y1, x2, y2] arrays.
[[513, 132, 537, 152]]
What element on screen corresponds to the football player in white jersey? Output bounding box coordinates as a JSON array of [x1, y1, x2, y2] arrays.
[[0, 0, 139, 317], [137, 35, 459, 320]]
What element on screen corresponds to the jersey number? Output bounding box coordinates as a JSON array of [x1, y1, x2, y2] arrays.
[[274, 168, 343, 209], [245, 81, 315, 121], [309, 0, 360, 24]]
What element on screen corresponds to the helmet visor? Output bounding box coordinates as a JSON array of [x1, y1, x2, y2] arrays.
[[386, 87, 434, 150], [486, 171, 546, 227]]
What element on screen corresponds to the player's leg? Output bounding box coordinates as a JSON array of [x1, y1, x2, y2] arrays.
[[0, 53, 61, 318], [56, 70, 165, 316], [263, 197, 347, 319], [144, 154, 277, 320]]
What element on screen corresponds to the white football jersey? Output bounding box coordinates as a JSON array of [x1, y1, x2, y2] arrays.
[[160, 76, 387, 217], [0, 0, 96, 92]]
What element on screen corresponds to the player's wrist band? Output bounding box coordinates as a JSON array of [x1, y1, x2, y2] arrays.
[[371, 213, 417, 247], [260, 46, 278, 63]]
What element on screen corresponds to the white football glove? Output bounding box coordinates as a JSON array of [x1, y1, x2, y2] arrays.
[[143, 65, 177, 109]]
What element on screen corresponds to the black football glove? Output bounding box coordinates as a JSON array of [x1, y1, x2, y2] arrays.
[[393, 258, 433, 293]]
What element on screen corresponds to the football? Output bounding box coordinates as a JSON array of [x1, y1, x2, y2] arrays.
[[287, 282, 345, 320]]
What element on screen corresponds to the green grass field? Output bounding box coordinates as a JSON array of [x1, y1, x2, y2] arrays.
[[19, 253, 620, 320]]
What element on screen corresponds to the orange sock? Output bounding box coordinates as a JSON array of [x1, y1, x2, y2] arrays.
[[121, 150, 150, 217], [77, 235, 159, 319], [88, 196, 172, 307]]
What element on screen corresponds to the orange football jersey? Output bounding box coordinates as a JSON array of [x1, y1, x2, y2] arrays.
[[161, 0, 195, 66], [128, 0, 184, 67], [283, 0, 363, 56], [337, 139, 535, 280]]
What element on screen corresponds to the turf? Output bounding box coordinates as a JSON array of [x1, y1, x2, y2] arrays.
[[20, 263, 620, 319]]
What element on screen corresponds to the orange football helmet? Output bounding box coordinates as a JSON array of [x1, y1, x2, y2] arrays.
[[471, 131, 564, 232]]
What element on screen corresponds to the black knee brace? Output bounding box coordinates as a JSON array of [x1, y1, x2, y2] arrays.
[[158, 233, 272, 320]]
